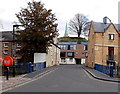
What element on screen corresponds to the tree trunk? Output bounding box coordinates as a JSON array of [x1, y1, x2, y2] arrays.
[[78, 32, 80, 37]]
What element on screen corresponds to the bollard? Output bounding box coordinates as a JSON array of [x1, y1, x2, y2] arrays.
[[110, 65, 114, 77]]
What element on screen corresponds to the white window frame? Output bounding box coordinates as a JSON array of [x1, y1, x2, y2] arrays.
[[109, 34, 114, 40], [61, 58, 66, 62], [4, 42, 9, 47], [3, 50, 8, 55], [85, 52, 88, 57], [61, 45, 66, 50], [16, 49, 20, 53], [17, 42, 21, 47], [69, 58, 73, 62]]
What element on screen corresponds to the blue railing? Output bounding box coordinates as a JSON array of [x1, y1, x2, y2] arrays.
[[2, 62, 46, 76], [94, 64, 114, 76]]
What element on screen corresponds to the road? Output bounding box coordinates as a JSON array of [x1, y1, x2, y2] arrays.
[[3, 65, 119, 93]]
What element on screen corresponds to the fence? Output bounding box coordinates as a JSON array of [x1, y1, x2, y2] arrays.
[[34, 62, 46, 71], [2, 62, 46, 76], [117, 66, 120, 77], [94, 64, 114, 76], [2, 62, 32, 76]]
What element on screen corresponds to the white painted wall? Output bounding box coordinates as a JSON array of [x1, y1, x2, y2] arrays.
[[34, 53, 46, 63], [60, 58, 76, 64], [81, 59, 85, 64]]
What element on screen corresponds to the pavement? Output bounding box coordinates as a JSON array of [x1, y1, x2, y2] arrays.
[[0, 65, 59, 91], [0, 64, 120, 92], [82, 65, 120, 83]]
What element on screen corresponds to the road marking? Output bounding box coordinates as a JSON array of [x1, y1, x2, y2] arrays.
[[1, 68, 59, 92], [82, 69, 118, 84]]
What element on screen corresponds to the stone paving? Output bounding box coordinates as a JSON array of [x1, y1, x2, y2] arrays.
[[82, 65, 120, 83], [0, 74, 31, 90]]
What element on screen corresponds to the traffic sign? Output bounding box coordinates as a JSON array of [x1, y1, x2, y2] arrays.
[[3, 56, 13, 66]]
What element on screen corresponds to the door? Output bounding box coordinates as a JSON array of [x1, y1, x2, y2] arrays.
[[75, 59, 81, 64], [108, 47, 114, 60]]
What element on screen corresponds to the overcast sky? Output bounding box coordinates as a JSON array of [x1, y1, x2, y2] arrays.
[[0, 0, 119, 37]]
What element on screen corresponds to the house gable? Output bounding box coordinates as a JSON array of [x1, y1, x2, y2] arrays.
[[103, 24, 120, 46], [105, 23, 120, 35]]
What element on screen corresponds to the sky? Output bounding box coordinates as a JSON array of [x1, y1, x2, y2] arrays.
[[0, 0, 119, 37]]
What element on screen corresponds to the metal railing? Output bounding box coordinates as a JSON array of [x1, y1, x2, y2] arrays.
[[106, 55, 117, 61]]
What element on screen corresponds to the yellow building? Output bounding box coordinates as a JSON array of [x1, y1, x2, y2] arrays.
[[86, 17, 120, 71], [46, 41, 60, 67]]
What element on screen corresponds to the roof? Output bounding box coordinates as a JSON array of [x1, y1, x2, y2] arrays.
[[114, 24, 120, 33], [58, 42, 77, 45], [0, 31, 13, 42], [92, 22, 120, 33], [81, 42, 88, 45]]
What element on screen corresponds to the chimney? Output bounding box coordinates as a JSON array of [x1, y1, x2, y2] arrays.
[[103, 16, 107, 24]]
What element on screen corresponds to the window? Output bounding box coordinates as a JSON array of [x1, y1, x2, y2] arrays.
[[60, 52, 66, 57], [82, 52, 84, 55], [16, 49, 20, 53], [4, 50, 8, 55], [69, 58, 73, 62], [61, 58, 66, 62], [76, 52, 78, 54], [4, 42, 8, 47], [68, 45, 70, 50], [109, 34, 114, 40], [60, 45, 66, 50], [68, 45, 76, 50], [67, 52, 74, 57], [84, 45, 88, 50], [85, 52, 88, 57], [17, 42, 21, 47]]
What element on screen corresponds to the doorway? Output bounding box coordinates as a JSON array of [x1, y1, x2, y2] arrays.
[[108, 47, 114, 60], [75, 59, 81, 64]]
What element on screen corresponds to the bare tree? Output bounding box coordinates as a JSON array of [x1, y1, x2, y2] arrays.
[[69, 13, 89, 37]]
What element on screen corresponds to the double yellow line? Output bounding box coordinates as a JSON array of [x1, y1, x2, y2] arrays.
[[1, 68, 59, 93]]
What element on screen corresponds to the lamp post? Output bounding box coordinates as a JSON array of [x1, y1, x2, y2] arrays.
[[12, 24, 23, 77]]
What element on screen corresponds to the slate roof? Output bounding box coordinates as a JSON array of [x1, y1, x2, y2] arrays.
[[92, 22, 120, 33], [58, 42, 77, 45], [114, 24, 120, 33], [0, 31, 13, 42], [81, 42, 88, 45]]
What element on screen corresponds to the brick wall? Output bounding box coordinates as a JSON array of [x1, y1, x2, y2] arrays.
[[87, 23, 120, 68]]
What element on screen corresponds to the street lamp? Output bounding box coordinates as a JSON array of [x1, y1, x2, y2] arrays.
[[12, 24, 23, 77]]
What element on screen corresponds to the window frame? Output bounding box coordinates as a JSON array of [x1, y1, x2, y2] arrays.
[[67, 52, 74, 57], [3, 50, 8, 55], [69, 58, 73, 62], [17, 42, 22, 47], [61, 58, 66, 62], [60, 52, 66, 57], [109, 34, 114, 40], [4, 42, 9, 48]]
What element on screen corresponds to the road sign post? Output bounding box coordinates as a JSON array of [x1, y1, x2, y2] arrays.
[[6, 67, 9, 80], [3, 56, 13, 80]]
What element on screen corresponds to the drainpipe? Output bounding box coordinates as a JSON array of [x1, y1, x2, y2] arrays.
[[102, 32, 104, 73]]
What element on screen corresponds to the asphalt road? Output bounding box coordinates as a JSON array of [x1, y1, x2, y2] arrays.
[[3, 65, 119, 93]]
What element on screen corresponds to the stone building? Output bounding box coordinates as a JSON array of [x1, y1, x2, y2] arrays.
[[86, 17, 120, 71]]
